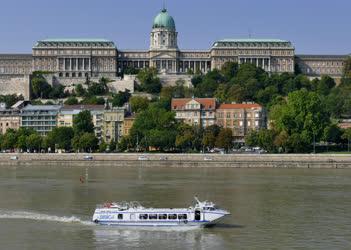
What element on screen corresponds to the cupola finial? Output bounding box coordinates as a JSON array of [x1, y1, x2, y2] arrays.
[[162, 1, 166, 12]]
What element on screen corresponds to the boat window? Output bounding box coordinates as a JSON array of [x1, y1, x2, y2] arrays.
[[168, 214, 177, 220], [149, 214, 157, 219], [118, 214, 123, 219], [204, 207, 215, 211], [139, 214, 148, 220], [158, 214, 167, 220], [178, 214, 187, 220]]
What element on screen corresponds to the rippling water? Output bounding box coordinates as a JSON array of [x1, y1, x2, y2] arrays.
[[0, 165, 350, 249]]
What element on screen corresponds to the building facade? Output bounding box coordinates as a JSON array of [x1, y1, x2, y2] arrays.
[[102, 108, 125, 143], [0, 109, 21, 134], [171, 98, 216, 127], [216, 103, 266, 141], [123, 115, 136, 136], [58, 105, 105, 140], [20, 105, 61, 136], [0, 8, 349, 98]]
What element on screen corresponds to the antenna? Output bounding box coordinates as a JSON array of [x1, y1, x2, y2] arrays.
[[163, 0, 166, 10], [248, 28, 252, 38]]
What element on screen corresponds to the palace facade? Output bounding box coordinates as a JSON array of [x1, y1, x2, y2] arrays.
[[0, 8, 349, 99]]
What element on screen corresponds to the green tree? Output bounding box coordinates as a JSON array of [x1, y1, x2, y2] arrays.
[[342, 128, 351, 151], [130, 104, 177, 151], [99, 140, 108, 152], [73, 110, 95, 135], [46, 127, 74, 151], [26, 134, 42, 152], [1, 129, 17, 150], [316, 75, 336, 96], [109, 139, 117, 152], [111, 90, 131, 107], [215, 128, 233, 152], [220, 62, 238, 81], [176, 124, 196, 152], [31, 75, 52, 99], [323, 124, 342, 143], [129, 96, 150, 113], [137, 67, 162, 94], [270, 89, 331, 152], [87, 81, 108, 96], [202, 125, 221, 150], [0, 94, 24, 108], [245, 130, 259, 147], [343, 57, 351, 79], [75, 84, 86, 96], [64, 96, 79, 105], [49, 84, 67, 99], [80, 96, 105, 105], [74, 133, 98, 152]]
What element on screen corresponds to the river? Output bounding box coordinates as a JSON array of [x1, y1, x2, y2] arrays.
[[0, 165, 350, 249]]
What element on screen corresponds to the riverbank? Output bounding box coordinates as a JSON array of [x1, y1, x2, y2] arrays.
[[0, 153, 351, 168]]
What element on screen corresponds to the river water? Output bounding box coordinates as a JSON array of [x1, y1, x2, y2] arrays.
[[0, 165, 350, 249]]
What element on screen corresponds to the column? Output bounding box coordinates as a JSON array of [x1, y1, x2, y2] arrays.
[[76, 58, 78, 71], [89, 58, 91, 71], [63, 58, 66, 71], [268, 58, 271, 72], [256, 58, 259, 67]]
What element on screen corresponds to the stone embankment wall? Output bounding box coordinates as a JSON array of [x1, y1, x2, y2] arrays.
[[1, 153, 351, 168], [0, 75, 30, 100]]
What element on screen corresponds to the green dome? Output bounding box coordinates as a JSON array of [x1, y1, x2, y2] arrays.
[[152, 9, 176, 30]]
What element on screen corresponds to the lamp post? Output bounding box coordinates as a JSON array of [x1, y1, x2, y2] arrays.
[[313, 133, 316, 154]]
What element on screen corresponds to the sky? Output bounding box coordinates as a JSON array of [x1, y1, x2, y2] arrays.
[[0, 0, 350, 54]]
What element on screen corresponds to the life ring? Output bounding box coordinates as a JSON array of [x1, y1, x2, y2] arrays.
[[184, 220, 188, 224], [94, 219, 99, 223]]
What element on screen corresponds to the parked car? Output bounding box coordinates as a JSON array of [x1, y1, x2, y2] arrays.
[[10, 156, 18, 160], [138, 155, 149, 161], [204, 156, 213, 161], [159, 156, 168, 160], [83, 155, 93, 160]]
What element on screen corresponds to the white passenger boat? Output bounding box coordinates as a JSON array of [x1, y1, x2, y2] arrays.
[[92, 197, 230, 227]]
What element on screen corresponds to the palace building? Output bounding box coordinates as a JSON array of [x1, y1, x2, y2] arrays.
[[0, 8, 349, 99]]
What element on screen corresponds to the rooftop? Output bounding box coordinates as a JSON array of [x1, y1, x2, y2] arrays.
[[171, 98, 216, 110], [22, 104, 62, 111], [39, 38, 112, 43], [34, 39, 116, 48], [62, 105, 105, 111], [212, 39, 293, 48], [217, 39, 289, 43]]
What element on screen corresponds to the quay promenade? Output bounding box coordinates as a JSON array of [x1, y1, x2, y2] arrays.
[[0, 153, 351, 168]]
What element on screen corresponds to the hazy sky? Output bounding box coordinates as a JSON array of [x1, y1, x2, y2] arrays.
[[0, 0, 350, 54]]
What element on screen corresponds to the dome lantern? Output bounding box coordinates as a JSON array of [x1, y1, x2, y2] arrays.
[[152, 8, 176, 30]]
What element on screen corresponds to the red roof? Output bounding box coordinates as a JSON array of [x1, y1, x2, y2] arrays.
[[217, 103, 262, 109], [171, 98, 216, 110]]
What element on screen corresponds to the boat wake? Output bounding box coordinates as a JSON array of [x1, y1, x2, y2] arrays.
[[0, 210, 94, 225]]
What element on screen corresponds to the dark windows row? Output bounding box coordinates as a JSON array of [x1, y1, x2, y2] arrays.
[[139, 214, 187, 220], [58, 72, 89, 78]]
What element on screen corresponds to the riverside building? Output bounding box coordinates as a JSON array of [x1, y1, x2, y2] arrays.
[[0, 8, 349, 99], [171, 98, 216, 127], [20, 105, 61, 136], [216, 103, 267, 141]]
